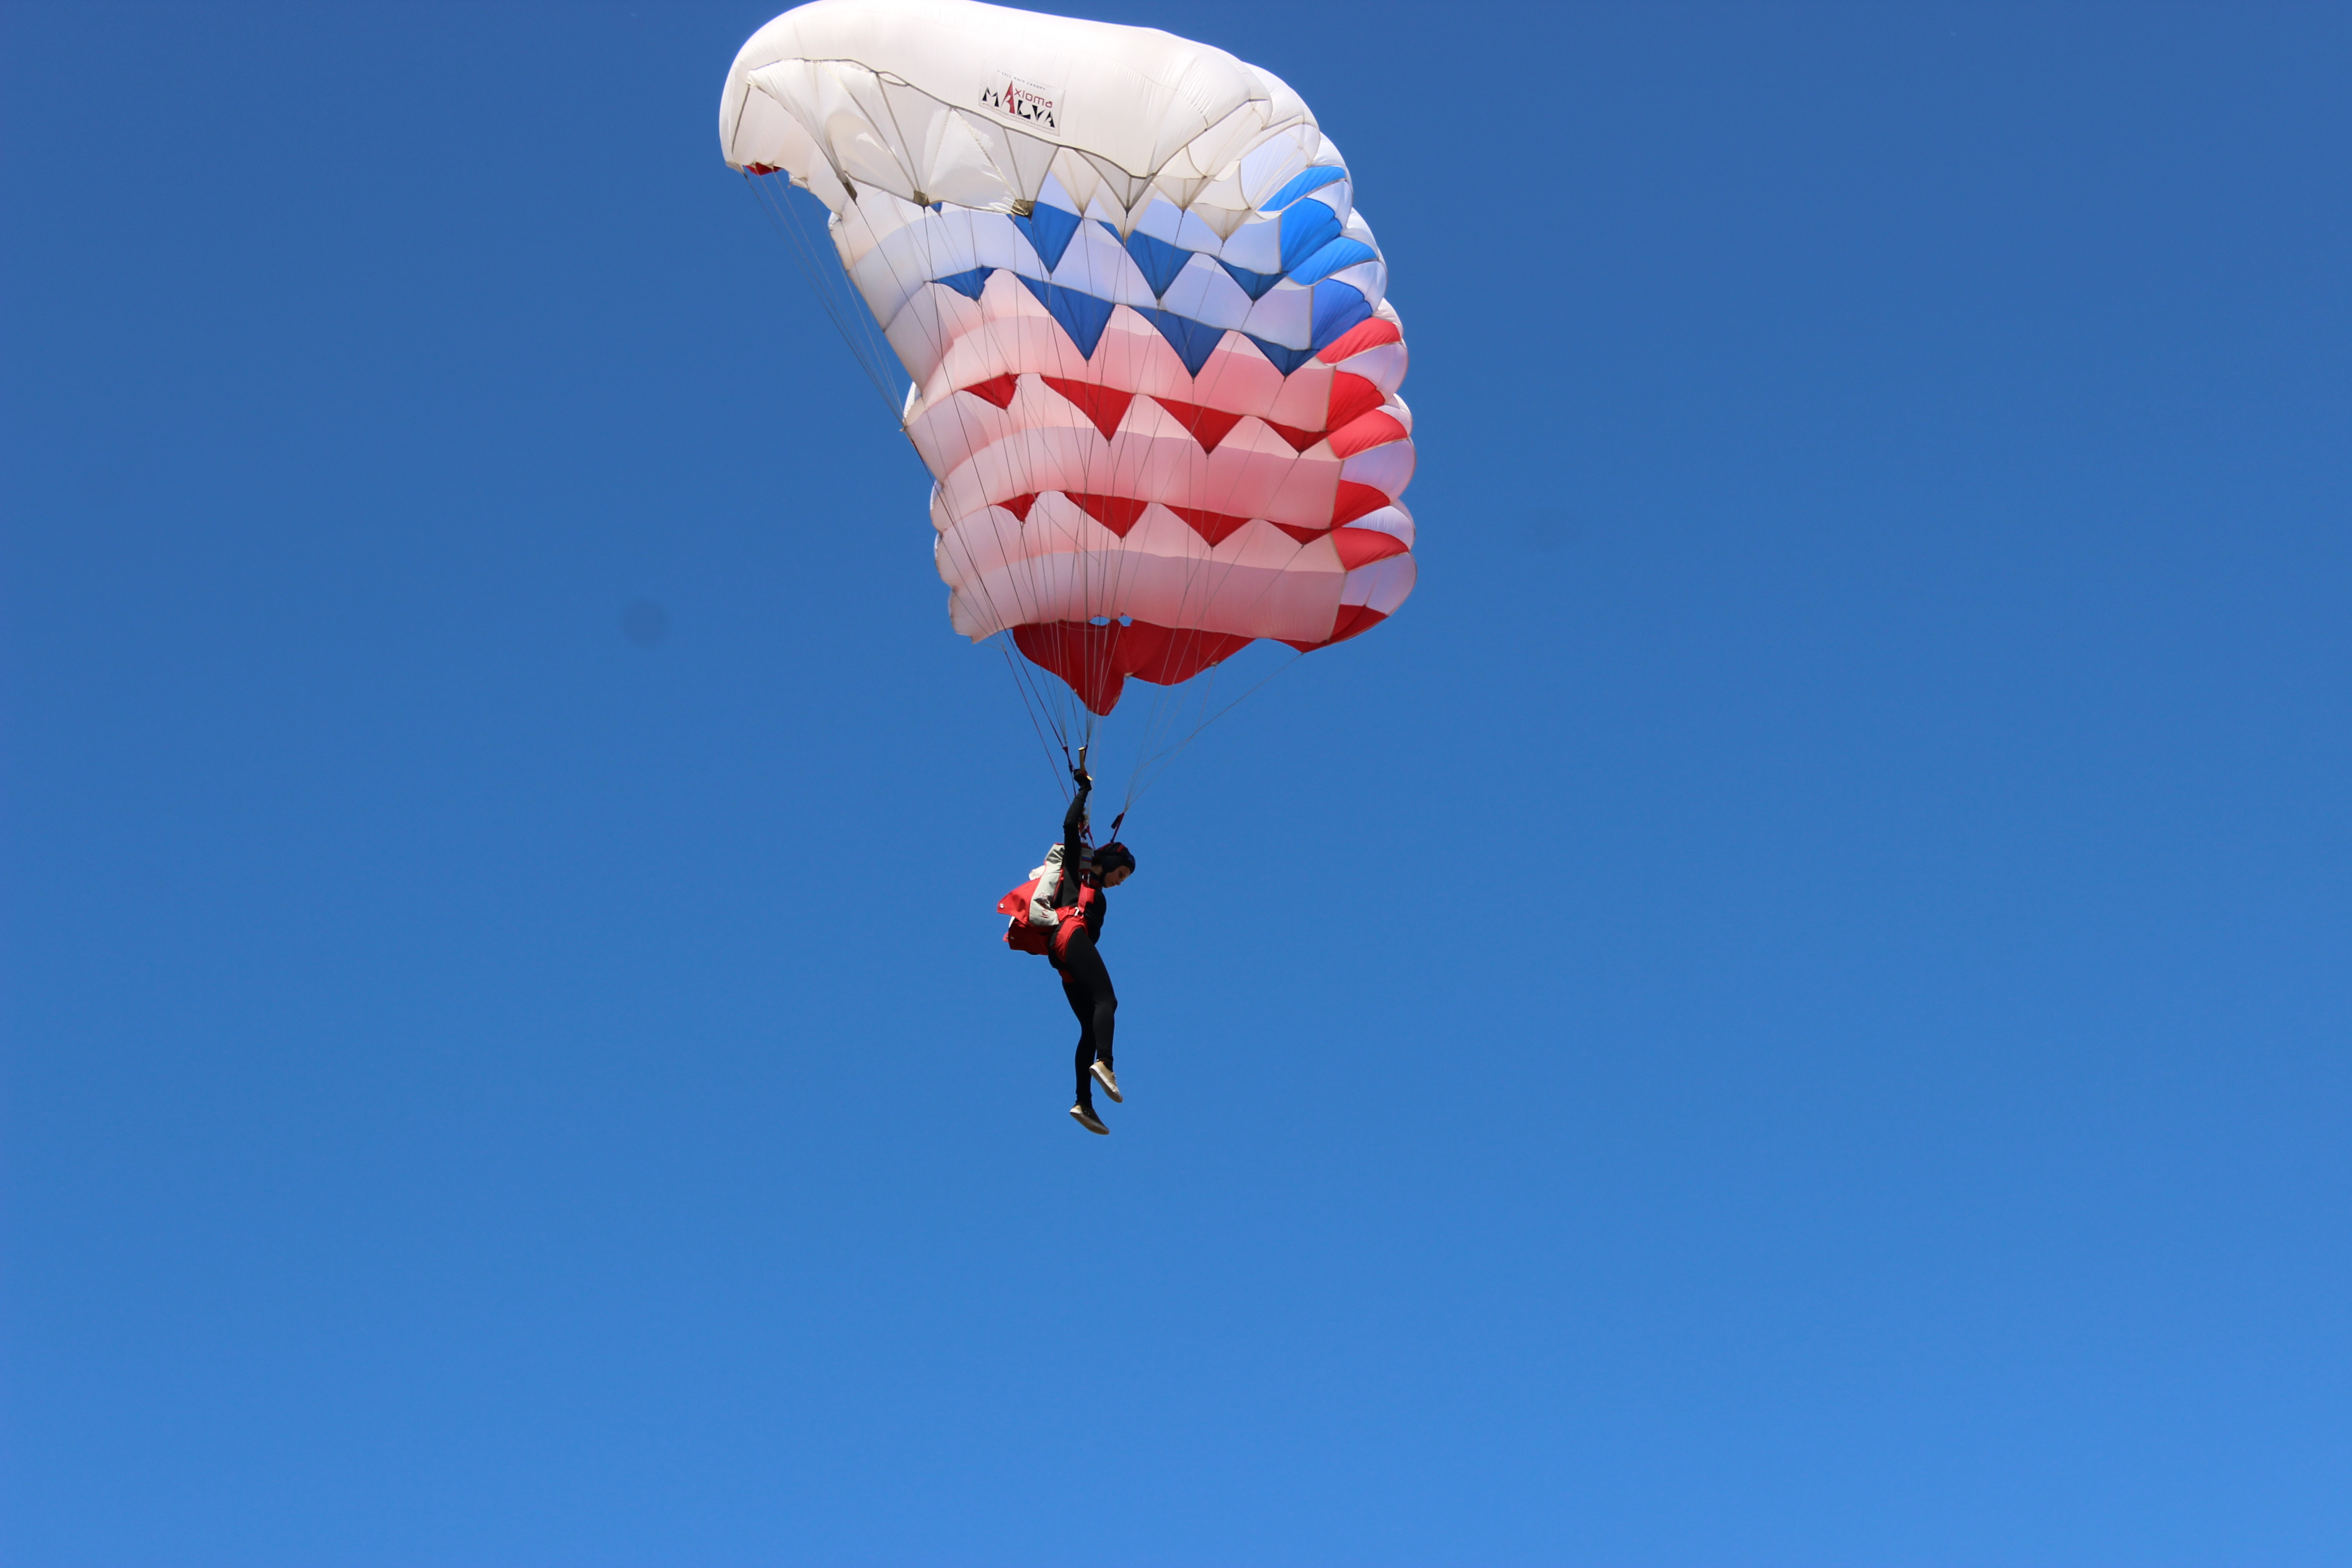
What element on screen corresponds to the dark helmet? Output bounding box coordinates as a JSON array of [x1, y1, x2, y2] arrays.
[[1093, 841, 1136, 877]]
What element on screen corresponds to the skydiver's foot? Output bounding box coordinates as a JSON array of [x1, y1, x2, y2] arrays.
[[1091, 1060, 1122, 1103], [1069, 1102, 1109, 1136]]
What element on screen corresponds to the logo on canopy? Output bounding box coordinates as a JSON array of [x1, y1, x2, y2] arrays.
[[980, 72, 1058, 130]]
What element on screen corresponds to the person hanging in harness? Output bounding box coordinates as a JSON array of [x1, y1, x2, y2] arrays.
[[997, 754, 1136, 1134]]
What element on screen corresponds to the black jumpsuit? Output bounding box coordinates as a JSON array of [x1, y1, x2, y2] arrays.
[[1052, 779, 1116, 1111]]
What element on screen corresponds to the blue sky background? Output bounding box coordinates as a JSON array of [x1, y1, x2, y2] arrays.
[[4, 3, 2347, 1563]]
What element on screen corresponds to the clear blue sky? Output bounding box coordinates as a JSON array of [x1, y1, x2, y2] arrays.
[[4, 3, 2347, 1563]]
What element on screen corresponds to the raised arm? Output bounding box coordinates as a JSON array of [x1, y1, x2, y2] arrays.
[[1055, 765, 1092, 908]]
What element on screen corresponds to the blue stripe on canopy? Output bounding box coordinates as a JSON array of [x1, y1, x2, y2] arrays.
[[932, 268, 991, 301], [1310, 281, 1373, 351], [1015, 275, 1116, 358], [1287, 238, 1379, 288], [1013, 202, 1082, 272], [1139, 309, 1227, 376], [1244, 333, 1317, 375], [912, 203, 1383, 370], [1262, 165, 1346, 213], [1122, 230, 1194, 298], [1216, 258, 1285, 301], [1279, 201, 1346, 275]]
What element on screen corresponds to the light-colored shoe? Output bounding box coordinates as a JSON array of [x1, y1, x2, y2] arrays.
[[1091, 1060, 1123, 1103], [1069, 1102, 1110, 1135]]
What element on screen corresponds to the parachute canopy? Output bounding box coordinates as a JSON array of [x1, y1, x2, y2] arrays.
[[722, 0, 1416, 713]]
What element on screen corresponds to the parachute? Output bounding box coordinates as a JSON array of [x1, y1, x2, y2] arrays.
[[720, 0, 1416, 762]]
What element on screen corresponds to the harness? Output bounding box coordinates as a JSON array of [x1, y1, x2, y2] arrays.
[[996, 871, 1099, 959]]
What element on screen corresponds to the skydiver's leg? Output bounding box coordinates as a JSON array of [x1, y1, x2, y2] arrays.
[[1059, 942, 1114, 1134], [1058, 929, 1117, 1094], [1062, 966, 1098, 1110]]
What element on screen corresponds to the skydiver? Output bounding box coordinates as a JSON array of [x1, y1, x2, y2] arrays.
[[1049, 760, 1134, 1135]]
